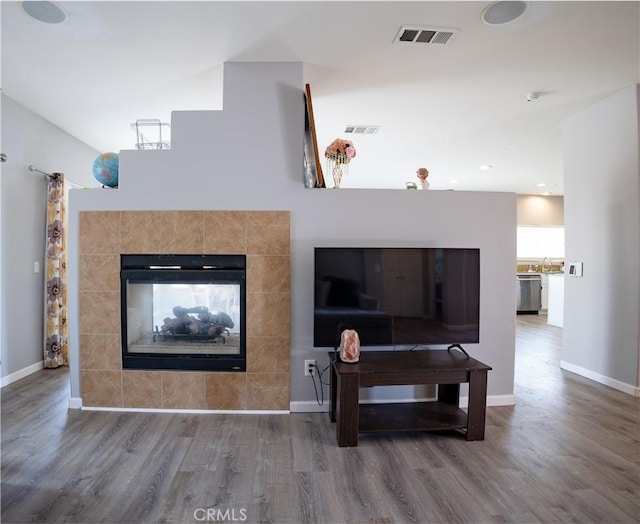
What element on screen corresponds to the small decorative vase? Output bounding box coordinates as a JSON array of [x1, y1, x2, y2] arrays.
[[327, 158, 347, 188]]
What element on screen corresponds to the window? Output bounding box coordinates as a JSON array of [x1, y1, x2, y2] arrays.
[[517, 226, 564, 258]]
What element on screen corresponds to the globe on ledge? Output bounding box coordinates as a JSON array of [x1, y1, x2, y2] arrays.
[[93, 152, 119, 188]]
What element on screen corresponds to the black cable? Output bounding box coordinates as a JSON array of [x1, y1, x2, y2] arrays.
[[318, 363, 331, 386], [309, 362, 336, 405], [309, 369, 323, 405], [309, 363, 326, 405]]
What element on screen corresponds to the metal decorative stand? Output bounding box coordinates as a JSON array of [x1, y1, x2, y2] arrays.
[[132, 119, 171, 150]]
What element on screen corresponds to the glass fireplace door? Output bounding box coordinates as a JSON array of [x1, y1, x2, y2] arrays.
[[121, 255, 246, 371]]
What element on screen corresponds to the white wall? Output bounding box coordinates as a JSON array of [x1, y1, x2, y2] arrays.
[[67, 62, 517, 408], [561, 84, 640, 394], [0, 94, 99, 383], [517, 195, 564, 225]]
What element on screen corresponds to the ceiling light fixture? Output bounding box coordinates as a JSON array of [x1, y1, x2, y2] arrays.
[[536, 182, 546, 187], [20, 1, 67, 24], [479, 164, 492, 170], [481, 1, 528, 25]]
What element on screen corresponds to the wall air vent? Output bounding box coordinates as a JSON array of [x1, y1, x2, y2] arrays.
[[344, 125, 380, 135], [394, 26, 458, 45]]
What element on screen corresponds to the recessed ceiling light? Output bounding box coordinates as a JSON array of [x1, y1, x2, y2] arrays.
[[479, 164, 492, 170], [481, 1, 528, 25], [537, 182, 546, 187], [21, 1, 67, 24], [451, 179, 459, 184]]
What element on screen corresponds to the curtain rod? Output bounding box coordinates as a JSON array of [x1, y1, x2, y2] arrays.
[[28, 165, 85, 189]]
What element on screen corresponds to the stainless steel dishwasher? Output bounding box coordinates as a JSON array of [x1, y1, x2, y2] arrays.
[[516, 274, 542, 313]]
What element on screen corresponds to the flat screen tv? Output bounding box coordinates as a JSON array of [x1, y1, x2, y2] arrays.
[[314, 247, 480, 348]]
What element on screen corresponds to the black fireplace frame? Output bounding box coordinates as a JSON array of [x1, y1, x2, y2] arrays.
[[120, 254, 246, 372]]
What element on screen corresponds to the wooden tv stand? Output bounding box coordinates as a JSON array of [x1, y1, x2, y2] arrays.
[[328, 349, 492, 447]]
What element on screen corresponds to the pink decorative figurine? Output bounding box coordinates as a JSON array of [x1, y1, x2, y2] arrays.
[[417, 167, 430, 190]]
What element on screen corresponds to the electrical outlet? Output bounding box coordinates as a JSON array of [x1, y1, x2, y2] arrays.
[[304, 359, 316, 377]]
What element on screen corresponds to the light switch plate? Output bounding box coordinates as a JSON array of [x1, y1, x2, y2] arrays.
[[568, 262, 583, 277]]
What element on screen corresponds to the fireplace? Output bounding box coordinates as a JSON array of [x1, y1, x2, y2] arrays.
[[120, 254, 246, 371], [79, 210, 290, 410]]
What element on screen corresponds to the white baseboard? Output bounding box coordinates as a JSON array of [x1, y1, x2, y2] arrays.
[[560, 360, 640, 397], [80, 406, 290, 414], [484, 394, 516, 407], [290, 394, 516, 413], [290, 401, 329, 413], [69, 398, 83, 409], [0, 361, 44, 388]]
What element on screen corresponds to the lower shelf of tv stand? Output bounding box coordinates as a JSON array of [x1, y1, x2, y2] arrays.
[[329, 350, 491, 446], [358, 401, 468, 434]]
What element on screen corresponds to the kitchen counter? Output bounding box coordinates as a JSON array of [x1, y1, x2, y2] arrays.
[[516, 271, 564, 276], [547, 273, 564, 327]]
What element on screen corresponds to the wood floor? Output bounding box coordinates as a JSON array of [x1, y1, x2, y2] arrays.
[[2, 314, 639, 523]]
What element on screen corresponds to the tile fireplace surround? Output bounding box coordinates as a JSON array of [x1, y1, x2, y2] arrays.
[[78, 210, 290, 411]]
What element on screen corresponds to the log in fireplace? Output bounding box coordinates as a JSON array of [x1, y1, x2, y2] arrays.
[[120, 254, 246, 371]]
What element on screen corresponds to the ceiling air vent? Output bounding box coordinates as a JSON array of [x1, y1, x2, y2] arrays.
[[394, 26, 458, 45], [344, 125, 380, 135]]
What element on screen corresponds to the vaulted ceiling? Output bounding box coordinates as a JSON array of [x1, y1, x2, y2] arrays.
[[2, 1, 639, 193]]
